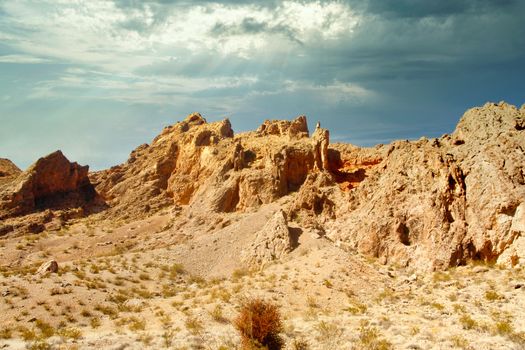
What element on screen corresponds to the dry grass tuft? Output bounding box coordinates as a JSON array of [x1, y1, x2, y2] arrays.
[[234, 298, 284, 350]]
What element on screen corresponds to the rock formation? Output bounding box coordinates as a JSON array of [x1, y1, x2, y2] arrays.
[[0, 151, 101, 234], [0, 158, 21, 180], [91, 114, 328, 218], [0, 151, 98, 218], [327, 102, 525, 270], [242, 210, 294, 267], [2, 102, 524, 271], [36, 260, 59, 275]]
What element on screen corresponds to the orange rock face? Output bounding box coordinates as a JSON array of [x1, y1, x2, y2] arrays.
[[0, 158, 21, 179], [91, 114, 329, 218], [0, 151, 98, 220], [2, 102, 524, 271]]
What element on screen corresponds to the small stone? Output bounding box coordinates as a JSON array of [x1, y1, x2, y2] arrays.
[[407, 274, 417, 283], [37, 260, 58, 275], [473, 266, 489, 273]]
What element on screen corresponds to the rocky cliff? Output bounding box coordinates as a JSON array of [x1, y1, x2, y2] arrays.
[[328, 102, 525, 270], [0, 151, 101, 233], [1, 102, 524, 271], [90, 113, 330, 219]]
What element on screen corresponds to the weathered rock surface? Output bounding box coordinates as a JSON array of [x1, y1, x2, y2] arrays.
[[2, 102, 524, 271], [328, 102, 525, 270], [0, 151, 101, 234], [242, 209, 294, 266], [37, 260, 58, 275], [0, 151, 98, 219], [90, 113, 236, 218], [91, 114, 329, 218], [0, 158, 21, 179]]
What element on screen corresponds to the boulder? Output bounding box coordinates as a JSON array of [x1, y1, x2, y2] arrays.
[[242, 210, 294, 267], [37, 260, 58, 275], [0, 151, 99, 219]]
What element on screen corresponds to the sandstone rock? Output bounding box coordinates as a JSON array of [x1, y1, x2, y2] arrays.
[[0, 151, 99, 220], [0, 158, 21, 180], [37, 260, 58, 274], [93, 112, 332, 220], [90, 113, 235, 218], [312, 125, 329, 170], [8, 102, 518, 273], [256, 115, 309, 139], [326, 102, 525, 270], [242, 210, 295, 266]]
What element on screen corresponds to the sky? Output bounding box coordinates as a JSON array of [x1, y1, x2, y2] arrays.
[[0, 0, 524, 170]]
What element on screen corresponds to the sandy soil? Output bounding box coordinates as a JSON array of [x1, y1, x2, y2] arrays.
[[1, 205, 525, 350]]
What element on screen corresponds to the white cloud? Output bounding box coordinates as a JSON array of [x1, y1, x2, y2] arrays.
[[0, 54, 50, 64], [0, 1, 360, 71], [0, 0, 363, 106], [28, 67, 259, 107], [248, 80, 375, 105]]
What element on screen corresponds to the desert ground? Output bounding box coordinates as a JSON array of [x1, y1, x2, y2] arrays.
[[1, 205, 525, 350], [1, 102, 525, 349]]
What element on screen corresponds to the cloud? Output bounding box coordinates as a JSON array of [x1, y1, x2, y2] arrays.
[[0, 1, 359, 68], [0, 54, 50, 64], [0, 0, 523, 170]]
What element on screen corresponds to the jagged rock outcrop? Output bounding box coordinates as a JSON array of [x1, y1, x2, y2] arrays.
[[3, 102, 523, 271], [92, 114, 330, 218], [0, 151, 98, 220], [89, 102, 525, 270], [242, 210, 294, 266], [90, 113, 236, 218], [0, 158, 21, 180], [328, 102, 525, 270], [256, 115, 309, 139], [312, 125, 330, 171]]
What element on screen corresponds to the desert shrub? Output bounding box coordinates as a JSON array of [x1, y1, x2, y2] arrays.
[[291, 338, 309, 350], [459, 314, 477, 330], [234, 298, 283, 350], [315, 321, 343, 346], [210, 304, 228, 323], [353, 321, 392, 350], [35, 320, 55, 338], [185, 316, 203, 335], [485, 290, 501, 301]]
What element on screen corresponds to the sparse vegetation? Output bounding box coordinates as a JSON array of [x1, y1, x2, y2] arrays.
[[354, 322, 393, 350], [485, 290, 502, 301], [234, 298, 283, 350]]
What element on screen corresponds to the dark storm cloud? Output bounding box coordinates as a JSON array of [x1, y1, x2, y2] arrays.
[[347, 0, 520, 18], [210, 17, 303, 44], [1, 0, 524, 170]]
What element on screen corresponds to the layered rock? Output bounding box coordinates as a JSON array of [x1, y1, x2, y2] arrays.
[[0, 151, 98, 220], [328, 102, 525, 270], [92, 114, 330, 218]]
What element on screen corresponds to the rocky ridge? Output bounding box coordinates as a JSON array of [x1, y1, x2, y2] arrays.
[[1, 102, 524, 271]]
